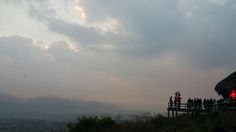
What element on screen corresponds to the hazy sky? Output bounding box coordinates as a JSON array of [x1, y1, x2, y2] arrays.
[[0, 0, 236, 105]]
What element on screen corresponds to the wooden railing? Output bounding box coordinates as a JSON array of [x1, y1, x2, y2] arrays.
[[167, 103, 216, 110], [168, 103, 187, 109], [167, 101, 236, 118], [167, 103, 216, 118]]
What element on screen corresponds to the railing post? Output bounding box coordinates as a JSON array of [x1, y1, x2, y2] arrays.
[[172, 110, 174, 118], [168, 109, 170, 118], [175, 109, 177, 117]]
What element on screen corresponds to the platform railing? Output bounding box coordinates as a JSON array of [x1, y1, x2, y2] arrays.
[[168, 103, 216, 110]]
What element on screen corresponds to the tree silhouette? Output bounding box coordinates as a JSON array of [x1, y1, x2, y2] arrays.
[[67, 116, 115, 132]]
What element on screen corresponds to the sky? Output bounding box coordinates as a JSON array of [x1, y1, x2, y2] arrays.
[[0, 0, 236, 105]]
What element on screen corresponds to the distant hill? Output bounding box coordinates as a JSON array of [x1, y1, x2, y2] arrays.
[[24, 95, 123, 114], [0, 92, 24, 103], [0, 93, 166, 120], [0, 93, 123, 118]]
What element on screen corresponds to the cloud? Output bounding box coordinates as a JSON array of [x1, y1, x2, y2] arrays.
[[22, 0, 126, 50], [47, 19, 101, 45], [0, 35, 141, 103], [3, 0, 236, 68], [0, 34, 231, 104], [71, 0, 236, 70], [74, 0, 87, 20], [1, 0, 236, 105], [0, 36, 46, 62], [209, 0, 229, 6], [0, 36, 87, 98], [0, 36, 56, 92]]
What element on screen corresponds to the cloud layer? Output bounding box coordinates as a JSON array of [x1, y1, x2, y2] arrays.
[[0, 0, 236, 105]]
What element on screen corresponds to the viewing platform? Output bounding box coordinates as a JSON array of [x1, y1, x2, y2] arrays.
[[167, 103, 213, 118]]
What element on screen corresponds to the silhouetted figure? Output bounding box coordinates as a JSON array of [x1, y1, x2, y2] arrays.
[[174, 96, 177, 108], [193, 98, 197, 109], [214, 99, 217, 109], [203, 99, 206, 109], [169, 96, 173, 108], [179, 95, 182, 108], [210, 98, 214, 110], [187, 98, 191, 109], [199, 98, 202, 109], [174, 91, 181, 109]]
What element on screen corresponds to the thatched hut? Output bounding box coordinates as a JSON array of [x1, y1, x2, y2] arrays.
[[215, 71, 236, 98]]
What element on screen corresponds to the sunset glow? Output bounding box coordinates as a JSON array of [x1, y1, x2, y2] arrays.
[[74, 0, 86, 20]]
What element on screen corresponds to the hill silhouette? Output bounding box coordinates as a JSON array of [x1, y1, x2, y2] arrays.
[[0, 93, 123, 118]]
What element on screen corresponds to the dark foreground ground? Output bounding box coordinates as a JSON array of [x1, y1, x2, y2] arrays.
[[1, 111, 236, 132], [68, 111, 236, 132], [0, 118, 67, 132]]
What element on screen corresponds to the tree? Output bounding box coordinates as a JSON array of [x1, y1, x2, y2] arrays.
[[67, 116, 115, 132]]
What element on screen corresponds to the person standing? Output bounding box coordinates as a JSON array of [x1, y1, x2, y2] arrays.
[[169, 96, 173, 108]]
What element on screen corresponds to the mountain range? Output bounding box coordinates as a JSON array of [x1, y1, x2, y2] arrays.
[[0, 93, 166, 120], [0, 93, 123, 118]]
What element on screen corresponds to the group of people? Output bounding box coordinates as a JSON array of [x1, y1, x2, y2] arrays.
[[187, 98, 216, 110], [169, 91, 217, 110], [169, 91, 182, 109]]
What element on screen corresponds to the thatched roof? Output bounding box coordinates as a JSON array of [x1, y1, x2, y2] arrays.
[[215, 71, 236, 98]]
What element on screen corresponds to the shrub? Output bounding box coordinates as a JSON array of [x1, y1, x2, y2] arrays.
[[67, 116, 115, 132]]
